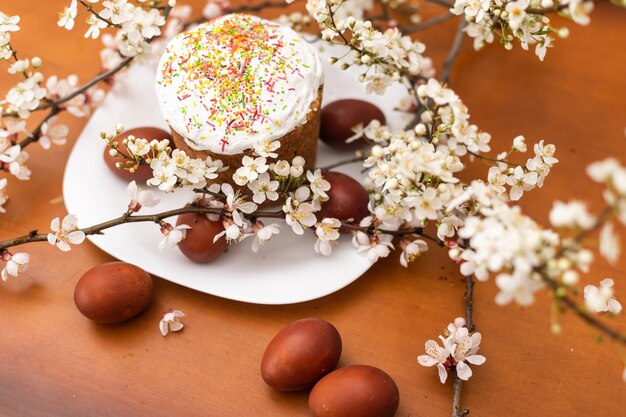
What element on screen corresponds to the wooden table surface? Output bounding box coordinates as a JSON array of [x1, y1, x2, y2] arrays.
[[1, 2, 625, 416]]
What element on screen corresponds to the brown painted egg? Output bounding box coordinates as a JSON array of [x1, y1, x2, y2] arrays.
[[320, 99, 386, 150], [176, 212, 228, 263], [103, 127, 172, 182], [309, 365, 400, 417], [261, 318, 342, 391], [317, 172, 370, 224], [74, 262, 153, 324]]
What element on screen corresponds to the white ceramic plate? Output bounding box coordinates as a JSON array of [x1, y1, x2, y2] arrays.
[[63, 41, 411, 305]]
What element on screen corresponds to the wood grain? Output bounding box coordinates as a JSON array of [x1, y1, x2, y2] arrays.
[[1, 2, 625, 416]]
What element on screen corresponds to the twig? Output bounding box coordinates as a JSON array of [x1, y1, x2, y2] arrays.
[[0, 201, 445, 252], [450, 273, 475, 417], [464, 275, 475, 332], [527, 0, 603, 14], [451, 373, 469, 417], [466, 150, 522, 167], [539, 203, 626, 344], [556, 204, 614, 257], [78, 0, 119, 28], [400, 12, 456, 33], [440, 19, 467, 84], [543, 275, 626, 344], [318, 156, 365, 171], [427, 0, 455, 8]]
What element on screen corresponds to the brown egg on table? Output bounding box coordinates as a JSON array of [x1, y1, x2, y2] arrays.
[[176, 212, 228, 263], [317, 171, 370, 224], [320, 99, 386, 151], [103, 126, 172, 183], [308, 365, 400, 417], [74, 262, 153, 324], [261, 318, 342, 392]]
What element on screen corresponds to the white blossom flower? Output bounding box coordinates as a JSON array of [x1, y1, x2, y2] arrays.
[[5, 75, 47, 118], [148, 161, 177, 192], [437, 215, 461, 240], [203, 1, 223, 19], [417, 78, 457, 106], [412, 187, 443, 220], [127, 137, 151, 156], [549, 200, 595, 230], [533, 140, 558, 166], [567, 0, 593, 26], [122, 8, 165, 44], [418, 338, 451, 384], [251, 223, 280, 253], [253, 139, 280, 159], [584, 278, 622, 314], [57, 0, 78, 30], [586, 158, 620, 183], [101, 0, 135, 25], [495, 271, 544, 306], [247, 172, 279, 204], [84, 14, 108, 39], [505, 0, 530, 32], [0, 12, 20, 33], [307, 169, 331, 200], [314, 218, 341, 256], [159, 310, 185, 336], [399, 239, 428, 267], [47, 214, 85, 252], [0, 178, 7, 213], [365, 73, 392, 95], [283, 191, 317, 235], [39, 116, 68, 150], [450, 326, 486, 381], [506, 165, 537, 201], [352, 217, 394, 262], [418, 318, 485, 383], [487, 166, 507, 194], [599, 223, 620, 265], [273, 160, 291, 177], [1, 252, 30, 281], [8, 59, 29, 75], [214, 221, 245, 244], [512, 135, 527, 152], [127, 180, 160, 212], [222, 183, 257, 227], [158, 223, 190, 251]]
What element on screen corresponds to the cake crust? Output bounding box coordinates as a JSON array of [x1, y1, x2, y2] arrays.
[[170, 87, 323, 183]]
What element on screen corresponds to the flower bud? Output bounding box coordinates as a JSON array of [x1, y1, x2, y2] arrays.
[[290, 165, 304, 177], [292, 155, 305, 167], [414, 124, 427, 136], [31, 57, 42, 67], [108, 149, 118, 157], [562, 270, 579, 285]]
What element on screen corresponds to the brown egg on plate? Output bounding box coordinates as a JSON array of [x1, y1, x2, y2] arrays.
[[261, 318, 342, 391], [74, 262, 153, 324], [308, 365, 400, 417], [320, 99, 386, 150], [103, 126, 172, 182], [317, 171, 370, 224], [176, 212, 228, 263]]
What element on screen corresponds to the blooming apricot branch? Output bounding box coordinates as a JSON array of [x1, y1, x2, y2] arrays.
[[1, 1, 626, 417]]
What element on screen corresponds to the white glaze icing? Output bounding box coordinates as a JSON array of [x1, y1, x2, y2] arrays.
[[155, 14, 323, 155]]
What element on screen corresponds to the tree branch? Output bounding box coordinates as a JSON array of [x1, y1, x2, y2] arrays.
[[440, 19, 467, 84]]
